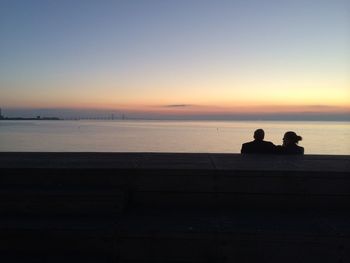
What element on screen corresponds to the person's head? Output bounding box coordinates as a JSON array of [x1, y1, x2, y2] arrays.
[[283, 131, 302, 146], [254, 129, 265, 141]]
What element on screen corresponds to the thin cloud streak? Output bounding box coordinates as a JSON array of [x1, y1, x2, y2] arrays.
[[163, 104, 193, 108]]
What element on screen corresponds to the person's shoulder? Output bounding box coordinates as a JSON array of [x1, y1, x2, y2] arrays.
[[241, 141, 255, 153], [242, 141, 255, 147], [278, 145, 304, 155], [293, 146, 304, 155], [262, 141, 276, 151], [297, 145, 304, 154]]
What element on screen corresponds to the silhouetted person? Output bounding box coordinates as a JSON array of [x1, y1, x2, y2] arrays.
[[241, 129, 276, 154], [276, 131, 304, 155]]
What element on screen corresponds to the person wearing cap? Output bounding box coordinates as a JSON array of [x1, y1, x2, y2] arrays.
[[276, 131, 304, 155], [241, 129, 276, 154]]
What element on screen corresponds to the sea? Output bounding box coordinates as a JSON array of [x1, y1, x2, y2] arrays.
[[0, 120, 349, 155]]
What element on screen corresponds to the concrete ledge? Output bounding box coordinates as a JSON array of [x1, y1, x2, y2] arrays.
[[0, 153, 349, 262], [0, 152, 349, 172]]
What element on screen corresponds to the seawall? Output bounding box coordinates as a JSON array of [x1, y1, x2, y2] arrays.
[[0, 152, 349, 262]]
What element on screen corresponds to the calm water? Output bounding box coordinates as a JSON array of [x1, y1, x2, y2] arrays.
[[0, 120, 349, 154]]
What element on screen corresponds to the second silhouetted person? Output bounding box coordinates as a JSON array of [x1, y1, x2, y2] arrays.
[[241, 129, 276, 154]]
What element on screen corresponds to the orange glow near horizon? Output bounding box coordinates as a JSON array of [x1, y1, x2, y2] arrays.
[[2, 69, 349, 115], [5, 102, 350, 117]]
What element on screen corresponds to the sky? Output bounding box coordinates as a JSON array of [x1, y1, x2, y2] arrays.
[[0, 0, 349, 120]]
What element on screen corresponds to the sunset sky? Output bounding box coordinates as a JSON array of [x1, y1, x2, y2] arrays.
[[0, 0, 349, 119]]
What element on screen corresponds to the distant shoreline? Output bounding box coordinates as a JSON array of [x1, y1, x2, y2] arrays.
[[0, 117, 61, 121]]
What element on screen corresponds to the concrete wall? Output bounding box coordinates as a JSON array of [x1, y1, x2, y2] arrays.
[[0, 153, 349, 262]]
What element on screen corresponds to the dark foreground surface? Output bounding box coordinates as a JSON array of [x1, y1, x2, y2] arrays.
[[0, 152, 349, 262]]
